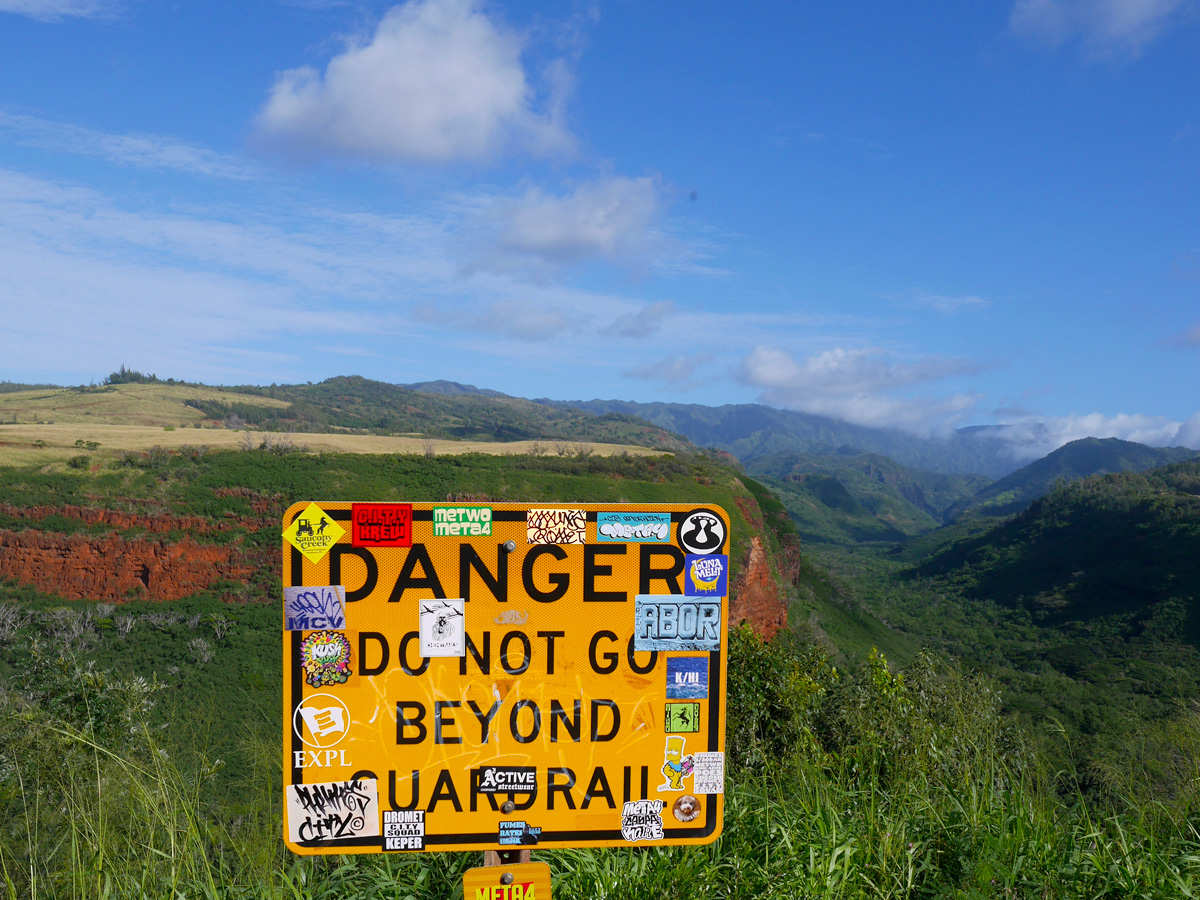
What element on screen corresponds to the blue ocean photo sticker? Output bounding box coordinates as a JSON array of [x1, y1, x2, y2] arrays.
[[666, 656, 709, 699], [684, 554, 728, 596]]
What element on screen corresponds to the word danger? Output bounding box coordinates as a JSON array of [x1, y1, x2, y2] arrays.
[[634, 596, 722, 651]]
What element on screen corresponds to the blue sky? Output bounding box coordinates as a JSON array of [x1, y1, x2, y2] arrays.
[[1, 0, 1198, 460]]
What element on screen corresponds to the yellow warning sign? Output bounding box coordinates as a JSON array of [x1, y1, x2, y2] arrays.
[[283, 502, 345, 564], [282, 502, 729, 855]]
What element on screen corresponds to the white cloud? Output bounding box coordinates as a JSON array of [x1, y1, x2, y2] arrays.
[[0, 0, 115, 19], [992, 411, 1200, 460], [623, 353, 714, 387], [904, 289, 989, 314], [1010, 0, 1186, 53], [255, 0, 574, 165], [736, 346, 985, 436], [0, 112, 258, 179], [483, 176, 665, 269]]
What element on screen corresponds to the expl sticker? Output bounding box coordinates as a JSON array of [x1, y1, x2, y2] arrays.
[[286, 777, 379, 843], [299, 631, 352, 688], [684, 554, 728, 596], [293, 693, 350, 749], [526, 508, 586, 544], [665, 702, 701, 733], [419, 598, 465, 657], [621, 799, 665, 842], [284, 504, 345, 564]]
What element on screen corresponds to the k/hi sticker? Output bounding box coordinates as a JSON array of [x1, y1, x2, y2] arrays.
[[285, 504, 345, 563]]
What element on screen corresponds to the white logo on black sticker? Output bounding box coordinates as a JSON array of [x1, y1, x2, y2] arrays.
[[679, 510, 725, 555]]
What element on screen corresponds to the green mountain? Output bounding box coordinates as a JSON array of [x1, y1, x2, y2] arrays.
[[946, 437, 1198, 519], [745, 451, 989, 546]]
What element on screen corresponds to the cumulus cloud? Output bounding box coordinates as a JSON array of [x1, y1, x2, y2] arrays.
[[992, 411, 1200, 460], [1010, 0, 1186, 53], [482, 176, 665, 270], [255, 0, 574, 164], [0, 112, 257, 179], [736, 346, 985, 436], [0, 0, 115, 18]]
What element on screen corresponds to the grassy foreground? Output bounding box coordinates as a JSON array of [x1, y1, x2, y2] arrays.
[[4, 628, 1199, 900]]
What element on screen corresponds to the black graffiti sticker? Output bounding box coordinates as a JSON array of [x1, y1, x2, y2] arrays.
[[286, 777, 379, 843], [383, 810, 425, 851], [678, 509, 725, 555], [621, 799, 664, 842]]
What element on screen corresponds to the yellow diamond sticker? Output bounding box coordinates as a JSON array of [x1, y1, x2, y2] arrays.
[[284, 503, 344, 564]]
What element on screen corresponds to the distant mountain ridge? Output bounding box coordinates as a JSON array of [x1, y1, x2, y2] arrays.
[[543, 399, 1024, 478], [947, 437, 1198, 519]]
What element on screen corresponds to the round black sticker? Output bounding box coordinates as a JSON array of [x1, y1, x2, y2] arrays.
[[679, 509, 726, 555]]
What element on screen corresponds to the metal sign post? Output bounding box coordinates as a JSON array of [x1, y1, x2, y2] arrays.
[[281, 501, 729, 884]]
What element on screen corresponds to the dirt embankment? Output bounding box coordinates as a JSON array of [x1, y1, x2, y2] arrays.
[[0, 495, 277, 603]]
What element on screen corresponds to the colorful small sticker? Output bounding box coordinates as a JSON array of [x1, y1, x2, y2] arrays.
[[658, 735, 695, 792], [635, 595, 722, 651], [621, 799, 665, 842], [351, 503, 412, 547], [383, 810, 425, 851], [284, 503, 345, 564], [672, 794, 702, 823], [596, 511, 671, 542], [299, 631, 352, 687], [419, 598, 465, 657], [666, 657, 709, 699], [498, 820, 542, 846], [432, 506, 493, 537], [293, 693, 350, 749], [665, 702, 701, 733], [284, 585, 347, 631], [286, 778, 379, 843], [684, 554, 728, 596], [526, 508, 586, 544], [692, 752, 726, 795]]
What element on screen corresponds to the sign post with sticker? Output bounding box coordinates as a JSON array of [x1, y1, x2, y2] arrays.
[[282, 502, 730, 856]]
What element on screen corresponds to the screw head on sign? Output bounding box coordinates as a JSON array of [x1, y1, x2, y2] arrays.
[[501, 874, 514, 886], [501, 800, 516, 814], [502, 540, 516, 553]]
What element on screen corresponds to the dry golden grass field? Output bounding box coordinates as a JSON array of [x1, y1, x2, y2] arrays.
[[0, 384, 659, 468]]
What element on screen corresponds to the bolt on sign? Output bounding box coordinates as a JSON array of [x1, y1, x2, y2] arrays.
[[282, 502, 730, 854]]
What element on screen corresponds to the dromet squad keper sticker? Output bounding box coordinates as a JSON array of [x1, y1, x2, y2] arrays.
[[282, 501, 729, 855]]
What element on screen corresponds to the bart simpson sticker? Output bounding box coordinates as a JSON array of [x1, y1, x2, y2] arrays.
[[658, 735, 695, 792], [285, 504, 345, 564]]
